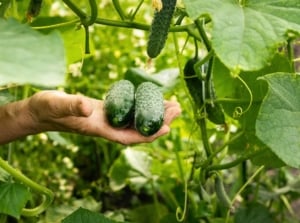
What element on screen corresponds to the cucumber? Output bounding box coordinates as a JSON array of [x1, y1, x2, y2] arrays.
[[147, 0, 177, 58], [134, 82, 164, 136], [104, 80, 135, 128], [27, 0, 43, 20], [205, 79, 225, 125], [184, 57, 225, 124], [214, 173, 231, 209], [183, 57, 204, 109]]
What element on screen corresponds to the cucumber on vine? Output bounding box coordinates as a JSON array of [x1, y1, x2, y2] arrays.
[[26, 0, 43, 21], [214, 173, 231, 209], [104, 80, 135, 128], [134, 81, 164, 136], [183, 57, 225, 125], [205, 79, 226, 125], [147, 0, 177, 58], [183, 57, 204, 108]]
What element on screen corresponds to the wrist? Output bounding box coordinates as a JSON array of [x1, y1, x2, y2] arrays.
[[0, 98, 40, 144]]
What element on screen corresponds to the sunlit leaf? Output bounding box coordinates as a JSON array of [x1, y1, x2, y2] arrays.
[[0, 18, 66, 86], [183, 0, 300, 71], [256, 73, 300, 168]]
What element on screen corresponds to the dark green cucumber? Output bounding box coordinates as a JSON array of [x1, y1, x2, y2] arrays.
[[183, 58, 204, 108], [135, 82, 164, 136], [205, 79, 225, 125], [27, 0, 43, 20], [184, 57, 225, 124], [104, 80, 135, 128], [147, 0, 177, 58]]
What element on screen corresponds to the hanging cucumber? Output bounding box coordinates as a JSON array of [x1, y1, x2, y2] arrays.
[[183, 57, 204, 110], [184, 57, 225, 125], [214, 173, 231, 209], [104, 80, 135, 128], [26, 0, 43, 21], [147, 0, 177, 58], [134, 82, 164, 136], [205, 78, 226, 125]]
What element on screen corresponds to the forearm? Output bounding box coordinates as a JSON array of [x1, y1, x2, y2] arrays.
[[0, 98, 38, 145]]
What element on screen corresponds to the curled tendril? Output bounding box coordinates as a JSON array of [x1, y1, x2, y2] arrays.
[[176, 178, 188, 222], [233, 106, 243, 118], [233, 75, 253, 118]]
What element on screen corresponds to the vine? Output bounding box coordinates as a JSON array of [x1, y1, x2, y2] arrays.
[[0, 157, 54, 217]]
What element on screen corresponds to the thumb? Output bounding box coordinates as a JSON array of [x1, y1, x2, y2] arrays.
[[65, 94, 93, 117]]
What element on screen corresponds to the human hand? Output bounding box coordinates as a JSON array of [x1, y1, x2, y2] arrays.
[[28, 91, 181, 145]]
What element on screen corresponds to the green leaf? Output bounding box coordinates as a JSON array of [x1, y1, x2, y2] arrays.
[[214, 54, 291, 167], [0, 18, 66, 87], [108, 147, 152, 191], [31, 17, 87, 65], [183, 0, 300, 71], [0, 182, 31, 218], [256, 73, 300, 168], [62, 207, 129, 223], [234, 202, 275, 223]]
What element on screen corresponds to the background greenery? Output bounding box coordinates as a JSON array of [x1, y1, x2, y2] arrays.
[[1, 0, 300, 222]]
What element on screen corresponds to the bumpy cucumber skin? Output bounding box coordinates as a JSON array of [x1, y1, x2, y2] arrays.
[[147, 0, 177, 58], [104, 80, 135, 128], [135, 82, 164, 136]]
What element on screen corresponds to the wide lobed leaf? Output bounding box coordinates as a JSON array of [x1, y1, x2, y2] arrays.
[[0, 18, 66, 87], [256, 73, 300, 168], [183, 0, 300, 72]]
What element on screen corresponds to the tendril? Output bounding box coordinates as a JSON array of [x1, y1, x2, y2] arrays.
[[233, 75, 253, 118], [176, 178, 188, 222]]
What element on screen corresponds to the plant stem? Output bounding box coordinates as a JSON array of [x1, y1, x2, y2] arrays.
[[151, 180, 160, 219], [225, 165, 265, 222], [201, 131, 244, 168], [112, 0, 126, 20], [129, 0, 144, 21], [95, 17, 149, 30], [0, 157, 54, 216], [62, 0, 86, 20], [197, 117, 212, 157], [86, 0, 98, 25], [213, 98, 262, 104], [206, 149, 265, 171], [83, 25, 90, 54], [32, 19, 80, 30], [194, 19, 211, 51], [94, 17, 192, 32]]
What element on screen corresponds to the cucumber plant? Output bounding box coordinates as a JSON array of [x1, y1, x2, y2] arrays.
[[1, 1, 300, 223]]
